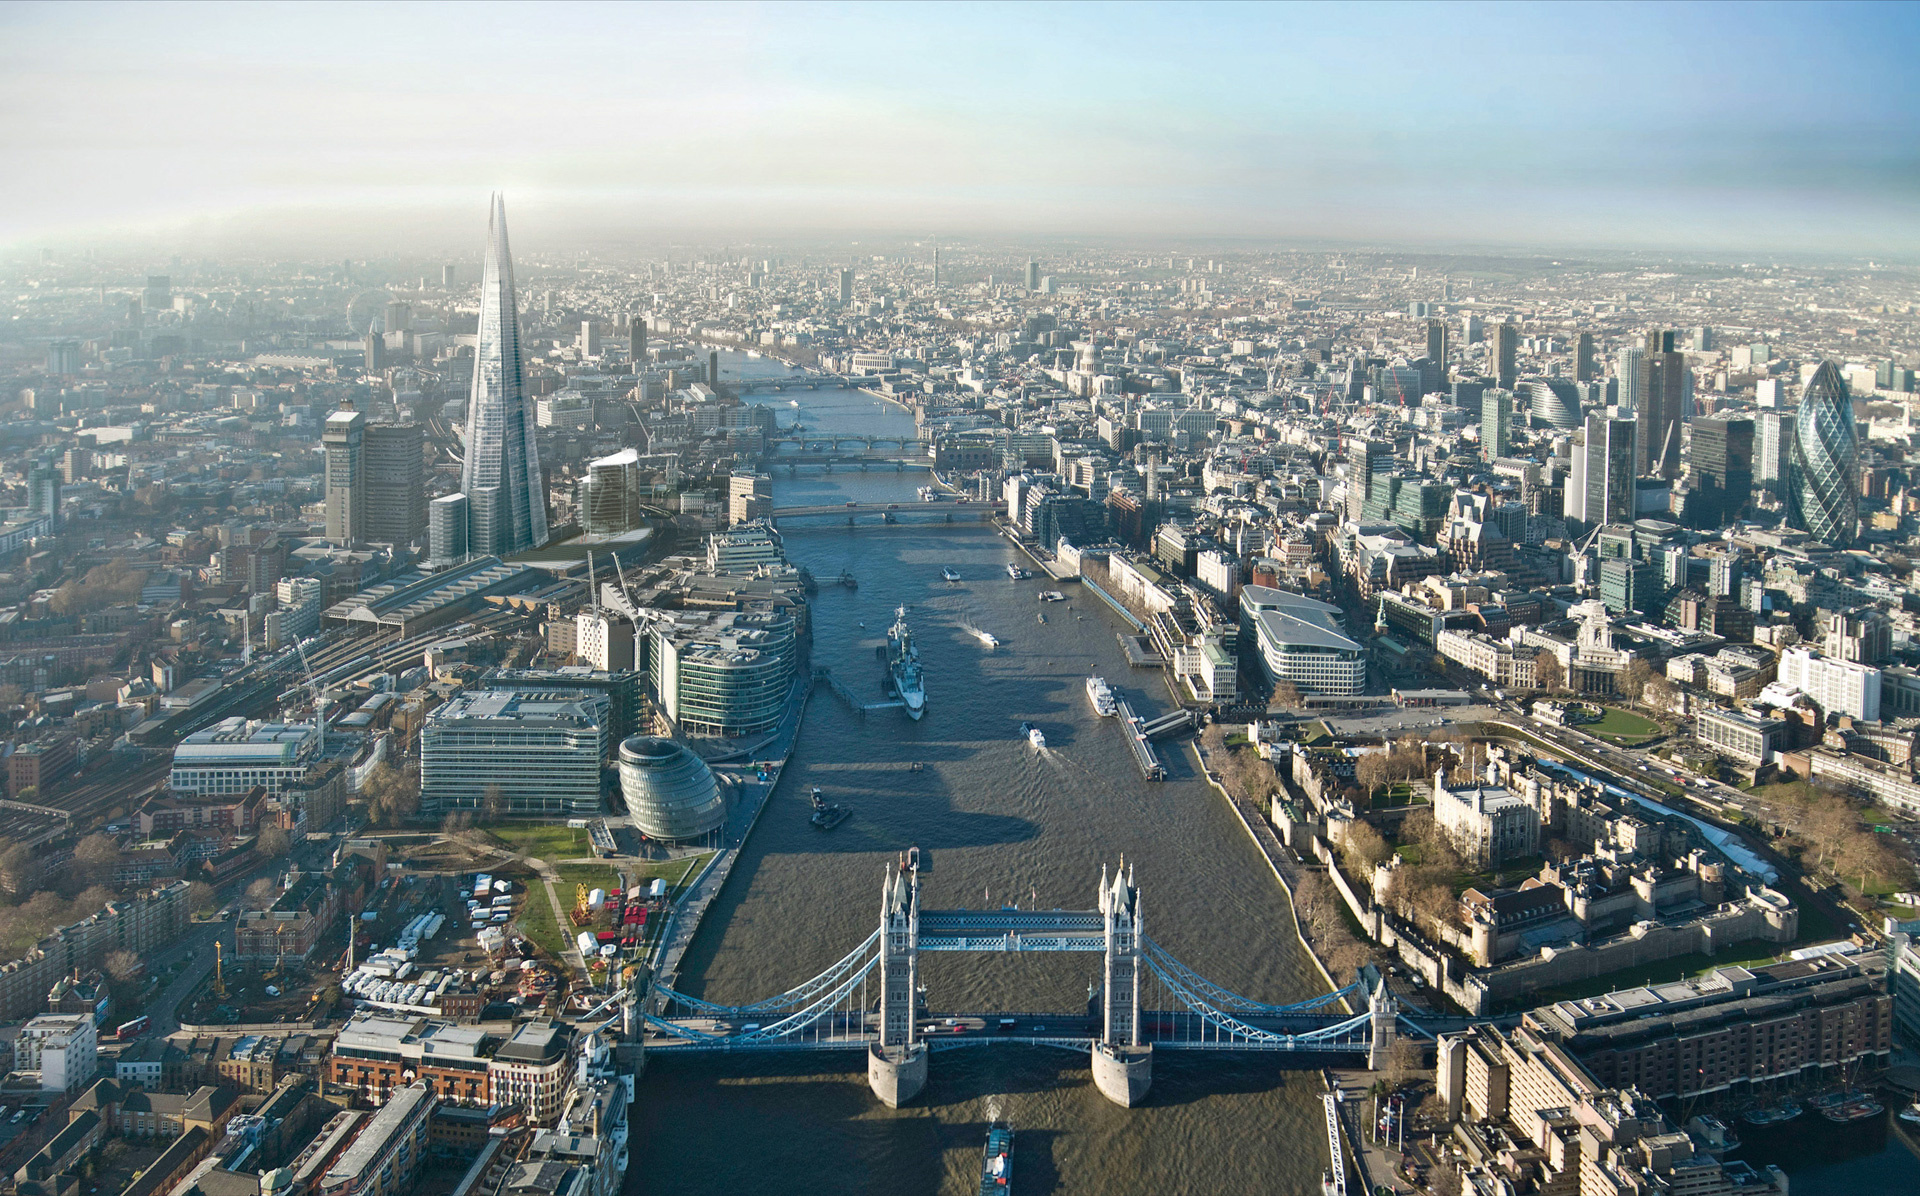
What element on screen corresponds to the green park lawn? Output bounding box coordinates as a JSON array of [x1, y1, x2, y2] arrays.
[[479, 823, 589, 860], [1585, 706, 1660, 745]]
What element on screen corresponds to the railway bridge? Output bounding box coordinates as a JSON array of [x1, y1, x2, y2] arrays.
[[642, 862, 1434, 1108]]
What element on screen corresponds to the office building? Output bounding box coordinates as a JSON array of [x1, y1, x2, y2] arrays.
[[1491, 322, 1518, 389], [574, 611, 634, 672], [629, 314, 647, 361], [442, 264, 456, 287], [838, 269, 853, 303], [460, 194, 549, 556], [706, 522, 785, 572], [578, 319, 601, 357], [1639, 330, 1689, 479], [1787, 361, 1859, 546], [1522, 379, 1580, 431], [362, 321, 384, 371], [578, 448, 643, 536], [1025, 258, 1040, 291], [429, 493, 469, 564], [1824, 607, 1892, 665], [320, 1081, 434, 1196], [1696, 706, 1788, 765], [1460, 312, 1483, 345], [1777, 646, 1880, 721], [272, 577, 325, 644], [1574, 331, 1595, 382], [27, 459, 61, 529], [323, 407, 366, 543], [363, 423, 425, 546], [1239, 586, 1366, 696], [488, 1020, 574, 1122], [420, 689, 609, 815], [1755, 409, 1795, 494], [170, 718, 320, 798], [728, 470, 772, 526], [1686, 415, 1753, 527], [16, 1013, 97, 1093], [1480, 388, 1511, 460], [1582, 413, 1636, 528], [618, 736, 727, 841], [1425, 318, 1447, 375], [649, 608, 800, 737], [143, 275, 171, 312], [1598, 557, 1662, 616]]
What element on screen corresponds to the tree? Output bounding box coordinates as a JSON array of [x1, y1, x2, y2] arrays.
[[481, 784, 508, 823], [1643, 674, 1675, 713], [0, 839, 38, 899], [362, 764, 421, 827], [1200, 724, 1228, 754], [257, 825, 292, 859], [1356, 752, 1393, 809], [104, 949, 143, 984], [187, 881, 217, 918], [1270, 680, 1302, 709], [245, 877, 278, 909], [1534, 652, 1563, 694], [1339, 820, 1393, 876], [1622, 658, 1653, 708], [72, 834, 122, 889]]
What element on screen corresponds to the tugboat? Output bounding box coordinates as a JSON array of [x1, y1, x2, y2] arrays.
[[1085, 676, 1117, 717], [808, 787, 850, 831], [1020, 722, 1046, 750], [887, 606, 927, 720], [942, 566, 962, 582], [838, 570, 858, 590], [977, 1122, 1012, 1194], [1006, 563, 1030, 580], [1037, 590, 1066, 602]]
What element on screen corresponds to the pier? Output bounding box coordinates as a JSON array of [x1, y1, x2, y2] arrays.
[[1113, 698, 1168, 780], [812, 665, 905, 716]]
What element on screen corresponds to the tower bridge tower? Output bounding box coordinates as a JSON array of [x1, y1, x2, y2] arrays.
[[1092, 861, 1153, 1106], [867, 863, 927, 1107]]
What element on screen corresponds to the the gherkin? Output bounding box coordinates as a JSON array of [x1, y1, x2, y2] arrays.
[[1786, 361, 1858, 546]]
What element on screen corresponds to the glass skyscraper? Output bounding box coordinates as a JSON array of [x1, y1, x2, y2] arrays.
[[461, 194, 548, 556], [1787, 361, 1859, 547]]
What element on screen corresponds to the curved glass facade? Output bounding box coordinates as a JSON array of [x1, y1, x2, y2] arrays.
[[618, 736, 726, 840], [1787, 362, 1858, 547], [461, 195, 548, 555]]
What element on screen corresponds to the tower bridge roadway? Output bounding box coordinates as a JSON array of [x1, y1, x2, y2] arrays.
[[640, 862, 1439, 1109]]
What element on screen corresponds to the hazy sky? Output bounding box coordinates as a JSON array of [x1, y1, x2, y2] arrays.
[[4, 0, 1917, 256]]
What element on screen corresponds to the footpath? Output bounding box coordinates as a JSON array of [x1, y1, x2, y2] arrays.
[[651, 677, 812, 995], [1193, 741, 1422, 1196]]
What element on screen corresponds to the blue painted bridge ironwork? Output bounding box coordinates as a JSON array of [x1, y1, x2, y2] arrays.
[[640, 862, 1429, 1108]]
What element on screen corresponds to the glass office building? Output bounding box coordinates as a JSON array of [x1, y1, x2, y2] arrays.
[[1788, 362, 1859, 547], [460, 195, 548, 556]]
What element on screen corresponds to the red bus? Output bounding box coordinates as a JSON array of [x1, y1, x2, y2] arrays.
[[116, 1016, 151, 1041]]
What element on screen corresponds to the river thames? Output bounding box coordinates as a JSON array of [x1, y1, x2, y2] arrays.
[[626, 361, 1334, 1194], [625, 355, 1920, 1195]]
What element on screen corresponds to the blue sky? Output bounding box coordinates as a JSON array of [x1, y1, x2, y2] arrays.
[[2, 1, 1916, 254]]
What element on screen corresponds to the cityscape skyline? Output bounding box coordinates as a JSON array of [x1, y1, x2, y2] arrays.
[[4, 1, 1919, 258]]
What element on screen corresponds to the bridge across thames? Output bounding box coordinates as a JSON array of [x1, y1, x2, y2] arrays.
[[640, 862, 1434, 1108]]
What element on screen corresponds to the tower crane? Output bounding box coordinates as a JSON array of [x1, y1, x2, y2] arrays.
[[294, 637, 328, 753]]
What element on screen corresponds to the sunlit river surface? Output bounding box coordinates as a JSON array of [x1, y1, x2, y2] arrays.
[[627, 364, 1331, 1195]]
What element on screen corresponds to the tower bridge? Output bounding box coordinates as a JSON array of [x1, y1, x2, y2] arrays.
[[642, 863, 1433, 1108]]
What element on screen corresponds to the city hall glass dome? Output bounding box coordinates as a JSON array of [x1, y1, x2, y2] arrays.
[[618, 736, 726, 841]]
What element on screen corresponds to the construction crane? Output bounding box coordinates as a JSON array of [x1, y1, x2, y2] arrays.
[[294, 637, 329, 754]]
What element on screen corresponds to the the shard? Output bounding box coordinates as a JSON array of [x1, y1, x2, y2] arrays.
[[461, 193, 548, 555], [1787, 361, 1858, 547]]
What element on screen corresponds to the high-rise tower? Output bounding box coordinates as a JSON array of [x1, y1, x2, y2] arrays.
[[1492, 322, 1518, 389], [1787, 362, 1859, 546], [461, 194, 548, 555], [324, 405, 366, 543]]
